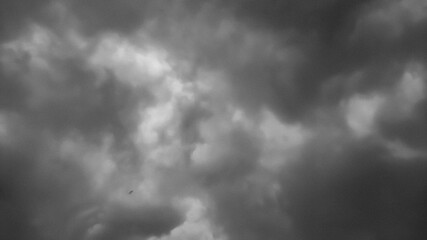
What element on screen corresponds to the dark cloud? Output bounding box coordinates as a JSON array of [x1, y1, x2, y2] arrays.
[[0, 142, 93, 240], [209, 180, 292, 240], [0, 13, 181, 239], [3, 1, 427, 240], [92, 204, 183, 240], [0, 0, 51, 42], [0, 68, 29, 112], [68, 0, 193, 36], [279, 138, 427, 240], [205, 135, 427, 240], [220, 0, 372, 41], [191, 127, 260, 186], [144, 0, 427, 122], [0, 142, 182, 240], [1, 35, 146, 143], [68, 0, 150, 35], [219, 0, 396, 120], [379, 98, 427, 149]]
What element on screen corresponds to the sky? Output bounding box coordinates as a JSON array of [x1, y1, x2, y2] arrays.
[[1, 0, 427, 240]]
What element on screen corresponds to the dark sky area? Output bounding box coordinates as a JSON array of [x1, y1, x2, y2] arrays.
[[1, 0, 427, 240]]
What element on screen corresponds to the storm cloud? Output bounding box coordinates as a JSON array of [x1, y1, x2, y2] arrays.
[[1, 1, 427, 240]]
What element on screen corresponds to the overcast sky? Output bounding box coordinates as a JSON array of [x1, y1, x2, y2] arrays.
[[1, 0, 427, 240]]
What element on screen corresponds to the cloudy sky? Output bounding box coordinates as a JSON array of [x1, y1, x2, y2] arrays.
[[1, 0, 427, 239]]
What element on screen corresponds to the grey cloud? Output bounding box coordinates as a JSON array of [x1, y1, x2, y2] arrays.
[[1, 40, 145, 143], [205, 134, 427, 240], [0, 67, 28, 112], [3, 1, 427, 240], [0, 143, 94, 240], [63, 1, 427, 239], [192, 127, 260, 186], [0, 140, 182, 240], [90, 204, 183, 240], [0, 0, 51, 42], [279, 137, 427, 240], [0, 16, 181, 240], [68, 0, 149, 35], [378, 98, 427, 149], [144, 0, 427, 121], [208, 181, 292, 240], [68, 0, 189, 36]]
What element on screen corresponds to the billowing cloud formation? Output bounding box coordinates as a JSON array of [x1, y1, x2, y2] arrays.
[[1, 1, 427, 240]]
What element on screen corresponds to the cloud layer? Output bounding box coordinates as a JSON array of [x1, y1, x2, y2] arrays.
[[1, 1, 427, 240]]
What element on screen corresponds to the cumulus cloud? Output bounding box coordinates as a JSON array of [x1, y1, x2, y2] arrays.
[[2, 1, 427, 240]]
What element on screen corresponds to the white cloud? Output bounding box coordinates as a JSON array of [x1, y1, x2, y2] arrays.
[[258, 109, 310, 170], [89, 34, 172, 86], [377, 62, 425, 123], [395, 63, 425, 113], [149, 197, 225, 240], [344, 94, 385, 138]]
